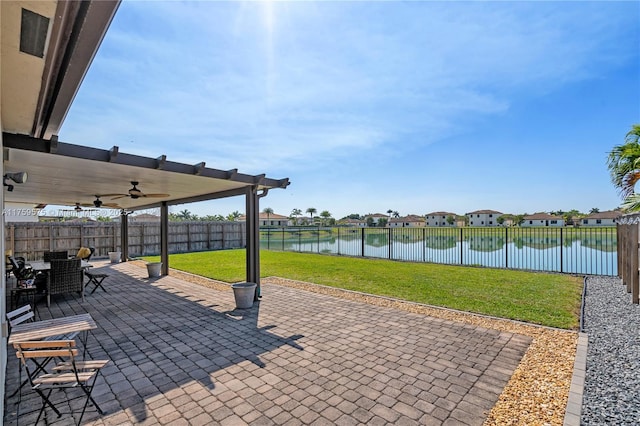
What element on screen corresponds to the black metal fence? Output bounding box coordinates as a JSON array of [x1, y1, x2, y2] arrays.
[[260, 226, 618, 276]]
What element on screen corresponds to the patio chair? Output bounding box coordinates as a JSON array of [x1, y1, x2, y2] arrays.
[[43, 251, 69, 262], [8, 256, 42, 310], [6, 304, 35, 331], [84, 270, 109, 294], [47, 258, 83, 307], [6, 305, 81, 398], [13, 340, 109, 425]]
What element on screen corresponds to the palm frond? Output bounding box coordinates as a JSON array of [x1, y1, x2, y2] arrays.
[[621, 193, 640, 212]]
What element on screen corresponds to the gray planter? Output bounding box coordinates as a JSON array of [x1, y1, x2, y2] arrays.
[[147, 262, 162, 278], [231, 282, 257, 309]]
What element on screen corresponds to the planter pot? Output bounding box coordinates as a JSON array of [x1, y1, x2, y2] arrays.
[[108, 251, 121, 263], [147, 262, 162, 278], [231, 282, 257, 309]]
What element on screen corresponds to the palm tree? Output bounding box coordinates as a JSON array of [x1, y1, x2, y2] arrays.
[[392, 211, 400, 218], [290, 208, 302, 225], [607, 124, 640, 208], [226, 210, 240, 221], [262, 207, 274, 227], [386, 209, 393, 219], [319, 210, 331, 226], [177, 209, 194, 221], [306, 207, 317, 224]]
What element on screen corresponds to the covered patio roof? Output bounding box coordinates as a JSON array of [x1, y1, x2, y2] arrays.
[[2, 132, 289, 211]]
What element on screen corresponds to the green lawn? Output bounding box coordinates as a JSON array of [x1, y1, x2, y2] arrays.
[[144, 249, 583, 329]]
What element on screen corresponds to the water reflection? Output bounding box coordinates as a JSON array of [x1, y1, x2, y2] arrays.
[[467, 236, 505, 252], [260, 227, 618, 275], [513, 236, 561, 250], [424, 236, 457, 249]]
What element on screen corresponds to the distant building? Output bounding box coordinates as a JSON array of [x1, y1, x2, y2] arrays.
[[239, 212, 290, 227], [581, 210, 621, 227], [522, 213, 564, 227], [130, 213, 160, 222], [365, 213, 389, 226], [466, 210, 502, 227], [389, 215, 425, 228], [342, 218, 366, 227], [425, 212, 458, 227]]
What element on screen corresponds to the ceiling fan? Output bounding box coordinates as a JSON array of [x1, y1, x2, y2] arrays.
[[102, 181, 169, 201], [62, 203, 97, 213], [80, 196, 121, 209]]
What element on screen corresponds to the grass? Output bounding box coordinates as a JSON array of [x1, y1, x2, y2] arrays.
[[143, 249, 583, 329]]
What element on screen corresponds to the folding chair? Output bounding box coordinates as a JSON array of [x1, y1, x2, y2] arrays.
[[84, 271, 109, 294], [6, 305, 35, 330], [6, 305, 81, 398], [13, 340, 109, 425]]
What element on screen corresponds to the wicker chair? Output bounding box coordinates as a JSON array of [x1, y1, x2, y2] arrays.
[[44, 251, 69, 262], [47, 258, 83, 307]]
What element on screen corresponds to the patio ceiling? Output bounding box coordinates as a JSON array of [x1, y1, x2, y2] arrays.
[[3, 132, 290, 211]]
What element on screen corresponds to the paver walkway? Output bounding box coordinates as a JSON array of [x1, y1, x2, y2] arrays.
[[4, 261, 531, 425]]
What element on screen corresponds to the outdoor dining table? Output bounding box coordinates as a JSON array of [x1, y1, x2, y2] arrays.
[[27, 260, 92, 271], [28, 260, 92, 302], [8, 313, 97, 396]]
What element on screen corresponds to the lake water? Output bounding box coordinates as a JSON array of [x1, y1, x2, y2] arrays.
[[260, 227, 618, 276]]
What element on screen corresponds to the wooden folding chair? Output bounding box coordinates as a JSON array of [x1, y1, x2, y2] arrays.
[[13, 340, 109, 425], [6, 305, 35, 330]]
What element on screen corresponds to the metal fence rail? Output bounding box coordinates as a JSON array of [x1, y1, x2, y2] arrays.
[[261, 226, 618, 276]]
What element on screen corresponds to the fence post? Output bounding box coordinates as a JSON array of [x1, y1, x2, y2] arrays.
[[388, 228, 392, 259], [460, 227, 463, 265], [622, 224, 629, 290], [361, 228, 365, 257], [632, 224, 639, 303], [560, 227, 563, 273], [49, 223, 53, 251], [617, 224, 622, 277], [505, 227, 508, 268]]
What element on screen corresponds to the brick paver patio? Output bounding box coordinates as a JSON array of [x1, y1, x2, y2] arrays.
[[4, 261, 531, 425]]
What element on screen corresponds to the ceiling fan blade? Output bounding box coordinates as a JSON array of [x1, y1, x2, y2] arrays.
[[142, 193, 170, 198], [110, 195, 128, 200]]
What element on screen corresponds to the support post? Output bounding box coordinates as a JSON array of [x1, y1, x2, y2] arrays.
[[245, 185, 261, 299], [161, 202, 169, 276], [120, 211, 129, 262]]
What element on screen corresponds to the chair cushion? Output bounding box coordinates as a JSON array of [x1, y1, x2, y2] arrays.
[[76, 247, 91, 259]]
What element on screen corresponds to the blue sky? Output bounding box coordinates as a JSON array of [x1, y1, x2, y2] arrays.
[[60, 1, 640, 219]]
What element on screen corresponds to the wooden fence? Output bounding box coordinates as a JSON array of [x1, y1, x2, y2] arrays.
[[5, 221, 246, 261], [617, 215, 639, 304]]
